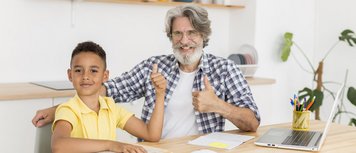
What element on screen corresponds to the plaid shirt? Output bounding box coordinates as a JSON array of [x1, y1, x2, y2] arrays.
[[104, 53, 260, 134]]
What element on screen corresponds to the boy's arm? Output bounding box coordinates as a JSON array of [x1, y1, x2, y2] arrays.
[[52, 120, 146, 153], [123, 64, 166, 142]]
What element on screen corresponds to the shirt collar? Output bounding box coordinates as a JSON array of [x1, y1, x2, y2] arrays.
[[73, 94, 109, 114], [199, 52, 211, 74]]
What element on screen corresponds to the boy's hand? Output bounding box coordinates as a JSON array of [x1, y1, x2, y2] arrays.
[[110, 142, 147, 153], [150, 64, 167, 96], [32, 106, 56, 127]]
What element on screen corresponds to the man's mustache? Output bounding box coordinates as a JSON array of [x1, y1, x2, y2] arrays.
[[173, 43, 198, 49]]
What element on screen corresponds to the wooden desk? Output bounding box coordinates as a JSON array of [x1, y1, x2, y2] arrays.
[[139, 120, 356, 153], [0, 78, 274, 101]]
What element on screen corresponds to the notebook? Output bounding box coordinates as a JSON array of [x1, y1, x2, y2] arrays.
[[254, 85, 344, 151]]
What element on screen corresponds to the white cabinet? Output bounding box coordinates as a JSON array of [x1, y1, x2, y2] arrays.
[[0, 99, 52, 153]]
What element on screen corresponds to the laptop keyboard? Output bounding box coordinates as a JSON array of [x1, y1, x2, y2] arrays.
[[282, 130, 316, 146]]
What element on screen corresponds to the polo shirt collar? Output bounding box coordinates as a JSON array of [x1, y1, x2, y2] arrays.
[[73, 94, 109, 114]]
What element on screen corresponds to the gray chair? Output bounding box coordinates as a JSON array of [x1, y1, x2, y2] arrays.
[[34, 124, 52, 153]]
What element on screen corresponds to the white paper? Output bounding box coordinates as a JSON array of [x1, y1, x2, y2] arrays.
[[188, 132, 254, 150], [191, 149, 217, 153]]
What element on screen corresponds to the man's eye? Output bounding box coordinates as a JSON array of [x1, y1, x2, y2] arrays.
[[173, 31, 182, 36], [188, 30, 198, 36]]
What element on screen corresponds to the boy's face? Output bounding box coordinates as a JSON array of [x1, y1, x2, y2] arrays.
[[67, 52, 108, 97]]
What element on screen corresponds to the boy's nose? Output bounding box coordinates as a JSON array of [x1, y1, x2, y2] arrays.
[[83, 71, 90, 80]]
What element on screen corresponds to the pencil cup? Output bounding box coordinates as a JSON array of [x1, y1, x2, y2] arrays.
[[292, 110, 310, 131]]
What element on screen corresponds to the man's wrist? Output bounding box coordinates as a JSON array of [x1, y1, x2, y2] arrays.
[[216, 99, 232, 117], [156, 92, 165, 98]]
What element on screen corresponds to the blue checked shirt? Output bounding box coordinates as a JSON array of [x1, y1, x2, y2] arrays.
[[104, 53, 260, 134]]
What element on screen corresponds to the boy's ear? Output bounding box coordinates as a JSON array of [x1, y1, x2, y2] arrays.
[[67, 69, 73, 82], [103, 70, 109, 82]]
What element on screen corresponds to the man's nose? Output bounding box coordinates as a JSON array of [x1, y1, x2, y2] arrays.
[[179, 33, 190, 44]]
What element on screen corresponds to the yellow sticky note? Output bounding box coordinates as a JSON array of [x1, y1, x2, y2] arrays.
[[208, 142, 229, 148]]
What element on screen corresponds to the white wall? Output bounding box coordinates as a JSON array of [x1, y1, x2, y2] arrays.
[[252, 0, 356, 125], [254, 0, 316, 125], [315, 0, 356, 123], [1, 0, 355, 132], [0, 0, 236, 83]]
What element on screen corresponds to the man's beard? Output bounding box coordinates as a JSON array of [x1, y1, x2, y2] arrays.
[[173, 43, 203, 65]]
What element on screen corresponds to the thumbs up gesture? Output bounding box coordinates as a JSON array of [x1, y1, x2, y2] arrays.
[[192, 75, 221, 112], [150, 64, 167, 97]]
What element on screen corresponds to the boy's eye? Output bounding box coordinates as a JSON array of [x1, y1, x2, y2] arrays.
[[74, 69, 81, 73], [91, 69, 98, 73]]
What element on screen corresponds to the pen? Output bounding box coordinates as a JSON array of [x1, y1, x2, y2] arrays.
[[300, 97, 306, 111], [290, 98, 294, 106], [306, 96, 316, 111], [294, 94, 297, 110], [300, 103, 304, 112]]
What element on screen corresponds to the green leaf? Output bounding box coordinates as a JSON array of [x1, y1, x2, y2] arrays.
[[347, 87, 356, 107], [348, 118, 356, 126], [312, 89, 324, 111], [298, 88, 323, 112], [339, 29, 356, 47], [281, 32, 294, 62]]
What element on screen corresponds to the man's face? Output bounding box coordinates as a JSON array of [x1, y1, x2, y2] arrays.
[[171, 17, 204, 65], [68, 52, 108, 97]]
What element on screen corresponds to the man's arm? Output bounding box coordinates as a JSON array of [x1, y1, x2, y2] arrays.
[[210, 99, 259, 132], [192, 76, 259, 132], [32, 105, 58, 127]]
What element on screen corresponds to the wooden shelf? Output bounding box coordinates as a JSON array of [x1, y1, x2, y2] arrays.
[[85, 0, 245, 9], [246, 77, 276, 85]]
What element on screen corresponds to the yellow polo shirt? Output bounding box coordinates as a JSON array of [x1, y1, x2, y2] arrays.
[[52, 95, 133, 140]]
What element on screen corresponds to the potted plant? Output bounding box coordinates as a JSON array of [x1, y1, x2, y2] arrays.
[[280, 29, 356, 125]]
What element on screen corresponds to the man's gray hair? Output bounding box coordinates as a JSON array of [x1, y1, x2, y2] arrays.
[[165, 4, 211, 48]]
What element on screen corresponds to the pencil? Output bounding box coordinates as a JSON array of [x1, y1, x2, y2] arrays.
[[306, 96, 316, 111]]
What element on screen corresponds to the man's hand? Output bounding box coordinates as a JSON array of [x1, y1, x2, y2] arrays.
[[32, 106, 56, 127], [192, 75, 222, 112]]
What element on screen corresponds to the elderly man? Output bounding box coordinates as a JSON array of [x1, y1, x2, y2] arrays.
[[33, 4, 260, 139]]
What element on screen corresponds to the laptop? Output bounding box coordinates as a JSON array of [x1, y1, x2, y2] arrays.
[[255, 85, 344, 151]]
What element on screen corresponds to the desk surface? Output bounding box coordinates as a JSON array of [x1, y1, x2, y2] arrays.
[[139, 120, 356, 153]]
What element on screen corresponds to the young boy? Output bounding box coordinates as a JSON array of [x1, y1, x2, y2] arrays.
[[51, 41, 166, 153]]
